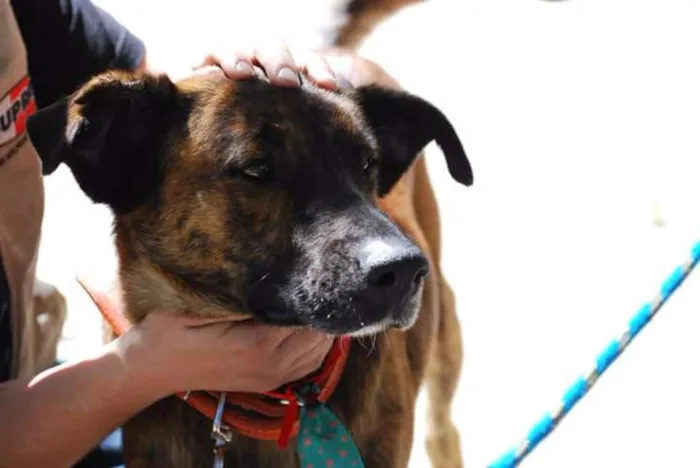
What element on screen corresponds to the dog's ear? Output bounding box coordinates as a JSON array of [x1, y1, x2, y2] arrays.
[[355, 85, 473, 196], [27, 71, 184, 214]]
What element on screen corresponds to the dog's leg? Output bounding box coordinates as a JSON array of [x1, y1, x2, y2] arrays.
[[425, 279, 463, 468], [410, 158, 464, 468]]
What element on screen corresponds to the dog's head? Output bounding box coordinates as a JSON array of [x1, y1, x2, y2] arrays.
[[28, 69, 472, 336]]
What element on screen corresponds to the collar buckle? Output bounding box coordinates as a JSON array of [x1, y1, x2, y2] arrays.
[[211, 392, 233, 468]]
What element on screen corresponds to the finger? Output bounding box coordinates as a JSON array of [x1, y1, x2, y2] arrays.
[[233, 322, 295, 348], [319, 53, 354, 87], [279, 329, 328, 352], [187, 64, 226, 80], [200, 52, 257, 80], [322, 52, 371, 88], [181, 313, 252, 327], [298, 52, 338, 90], [280, 331, 333, 370], [252, 41, 300, 87], [285, 342, 331, 380]]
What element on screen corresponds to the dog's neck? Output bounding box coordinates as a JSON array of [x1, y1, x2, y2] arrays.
[[117, 258, 232, 323]]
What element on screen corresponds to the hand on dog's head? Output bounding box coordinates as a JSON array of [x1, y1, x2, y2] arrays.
[[27, 70, 472, 336]]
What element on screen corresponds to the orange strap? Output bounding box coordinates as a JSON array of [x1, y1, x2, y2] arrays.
[[76, 279, 350, 447]]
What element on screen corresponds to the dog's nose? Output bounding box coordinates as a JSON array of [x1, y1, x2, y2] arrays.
[[359, 239, 429, 312], [366, 255, 429, 292]]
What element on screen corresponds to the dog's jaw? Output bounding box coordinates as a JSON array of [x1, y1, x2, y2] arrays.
[[346, 294, 422, 337], [119, 259, 252, 324], [279, 277, 425, 337], [348, 322, 388, 338]]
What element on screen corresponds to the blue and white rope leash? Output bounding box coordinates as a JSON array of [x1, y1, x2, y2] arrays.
[[489, 240, 700, 468]]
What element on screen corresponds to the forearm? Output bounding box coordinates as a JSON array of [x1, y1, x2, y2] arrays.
[[12, 0, 146, 108], [0, 340, 160, 468]]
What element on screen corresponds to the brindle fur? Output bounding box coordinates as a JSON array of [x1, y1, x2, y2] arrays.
[[122, 64, 465, 468], [117, 114, 462, 468], [28, 7, 468, 465]]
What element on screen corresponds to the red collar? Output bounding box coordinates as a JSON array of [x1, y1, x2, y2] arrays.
[[77, 279, 350, 449]]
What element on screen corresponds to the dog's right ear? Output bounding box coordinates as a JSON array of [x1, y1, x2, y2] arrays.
[[27, 71, 184, 214], [354, 85, 473, 197]]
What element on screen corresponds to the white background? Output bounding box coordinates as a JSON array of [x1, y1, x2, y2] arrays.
[[40, 0, 700, 466]]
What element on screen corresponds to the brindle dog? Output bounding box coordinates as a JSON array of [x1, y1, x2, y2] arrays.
[[29, 36, 470, 468]]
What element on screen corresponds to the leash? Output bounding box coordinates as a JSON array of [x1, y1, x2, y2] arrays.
[[489, 240, 700, 468], [76, 281, 364, 468]]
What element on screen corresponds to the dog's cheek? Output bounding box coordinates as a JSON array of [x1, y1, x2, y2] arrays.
[[221, 190, 303, 317], [283, 220, 362, 327]]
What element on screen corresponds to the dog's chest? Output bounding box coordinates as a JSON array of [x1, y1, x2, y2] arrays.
[[122, 396, 296, 468], [121, 372, 412, 468]]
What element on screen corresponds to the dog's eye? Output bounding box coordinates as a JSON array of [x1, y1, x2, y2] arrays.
[[363, 156, 378, 174], [241, 161, 273, 183]]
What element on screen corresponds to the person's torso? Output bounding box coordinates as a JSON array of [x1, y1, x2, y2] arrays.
[[0, 0, 45, 381]]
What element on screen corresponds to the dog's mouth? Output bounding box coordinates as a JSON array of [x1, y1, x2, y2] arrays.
[[249, 306, 303, 327], [247, 278, 425, 337]]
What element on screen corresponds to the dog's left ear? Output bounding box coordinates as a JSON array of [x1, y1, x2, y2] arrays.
[[27, 72, 184, 214], [355, 85, 473, 196]]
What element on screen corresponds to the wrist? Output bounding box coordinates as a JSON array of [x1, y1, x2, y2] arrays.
[[109, 329, 172, 402]]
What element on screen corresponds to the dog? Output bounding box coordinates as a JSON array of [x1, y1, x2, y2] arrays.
[[27, 11, 471, 468]]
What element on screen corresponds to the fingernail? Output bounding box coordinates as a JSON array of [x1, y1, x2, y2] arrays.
[[235, 61, 255, 77], [337, 77, 354, 89], [190, 64, 225, 78], [277, 67, 301, 86]]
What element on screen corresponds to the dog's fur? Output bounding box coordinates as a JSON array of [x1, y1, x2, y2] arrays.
[[28, 4, 470, 467], [332, 0, 427, 50]]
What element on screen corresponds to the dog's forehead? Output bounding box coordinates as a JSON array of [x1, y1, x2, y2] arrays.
[[179, 76, 377, 161], [234, 81, 371, 142]]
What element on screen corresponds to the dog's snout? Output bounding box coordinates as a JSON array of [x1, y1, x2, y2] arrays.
[[277, 203, 432, 334]]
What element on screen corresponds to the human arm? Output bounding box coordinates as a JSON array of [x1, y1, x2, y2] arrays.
[[0, 310, 332, 468], [11, 0, 343, 109], [0, 340, 154, 468], [10, 0, 146, 108]]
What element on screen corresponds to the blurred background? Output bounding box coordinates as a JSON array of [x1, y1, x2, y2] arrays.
[[38, 0, 700, 466]]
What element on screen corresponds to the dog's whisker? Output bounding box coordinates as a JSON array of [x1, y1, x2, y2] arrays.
[[250, 272, 271, 287], [357, 337, 370, 353], [368, 334, 377, 355]]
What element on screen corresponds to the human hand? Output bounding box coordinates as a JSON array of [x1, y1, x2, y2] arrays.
[[320, 48, 402, 89], [192, 39, 352, 90], [114, 311, 334, 396]]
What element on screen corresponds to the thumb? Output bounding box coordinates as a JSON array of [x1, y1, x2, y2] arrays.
[[180, 313, 253, 328]]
